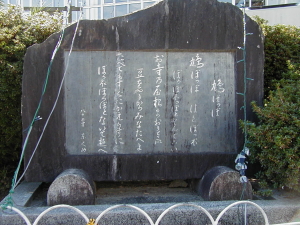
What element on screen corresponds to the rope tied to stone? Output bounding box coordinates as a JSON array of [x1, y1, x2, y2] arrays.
[[1, 190, 15, 210], [235, 1, 253, 185]]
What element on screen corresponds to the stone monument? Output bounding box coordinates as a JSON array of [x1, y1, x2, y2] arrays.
[[22, 0, 263, 204]]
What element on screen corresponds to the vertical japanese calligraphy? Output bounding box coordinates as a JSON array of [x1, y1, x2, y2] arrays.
[[113, 52, 125, 151], [211, 79, 225, 117], [190, 53, 204, 94], [97, 65, 108, 153], [80, 109, 87, 153], [134, 68, 144, 151], [189, 53, 205, 147], [153, 54, 165, 145], [170, 69, 182, 151]]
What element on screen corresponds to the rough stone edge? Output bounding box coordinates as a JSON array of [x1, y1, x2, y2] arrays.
[[0, 198, 299, 225]]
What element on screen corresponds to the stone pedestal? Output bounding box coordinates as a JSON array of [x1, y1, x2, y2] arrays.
[[47, 169, 96, 206], [193, 166, 253, 201]]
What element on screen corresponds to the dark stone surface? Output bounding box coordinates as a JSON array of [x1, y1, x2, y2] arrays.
[[194, 166, 253, 201], [22, 0, 264, 182], [47, 169, 96, 206]]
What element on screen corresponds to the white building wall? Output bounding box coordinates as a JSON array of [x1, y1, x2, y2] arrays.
[[246, 5, 300, 27], [2, 0, 300, 27]]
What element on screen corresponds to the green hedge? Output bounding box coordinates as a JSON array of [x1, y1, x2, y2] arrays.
[[248, 62, 300, 191], [249, 18, 300, 191], [254, 16, 300, 97], [0, 5, 62, 195]]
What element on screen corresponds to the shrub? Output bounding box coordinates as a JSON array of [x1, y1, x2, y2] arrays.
[[253, 16, 300, 97], [0, 5, 62, 197], [248, 62, 300, 191]]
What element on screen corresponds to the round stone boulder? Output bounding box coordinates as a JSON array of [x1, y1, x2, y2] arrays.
[[47, 169, 96, 206], [195, 166, 252, 201]]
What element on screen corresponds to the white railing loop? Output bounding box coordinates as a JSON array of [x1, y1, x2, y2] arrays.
[[214, 200, 269, 225], [95, 204, 155, 225], [154, 203, 215, 225]]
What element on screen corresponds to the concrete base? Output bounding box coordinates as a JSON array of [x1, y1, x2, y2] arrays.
[[0, 182, 42, 207], [193, 166, 253, 201], [1, 181, 300, 225], [47, 169, 96, 206]]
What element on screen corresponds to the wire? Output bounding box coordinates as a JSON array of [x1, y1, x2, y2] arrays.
[[12, 29, 65, 190], [1, 26, 65, 212], [1, 5, 83, 210], [234, 2, 254, 224], [15, 7, 83, 189], [235, 0, 253, 185]]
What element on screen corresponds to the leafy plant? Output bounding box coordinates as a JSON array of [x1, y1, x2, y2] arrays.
[[252, 179, 273, 198], [253, 16, 300, 97], [248, 62, 300, 191], [254, 189, 273, 198], [0, 5, 62, 198]]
